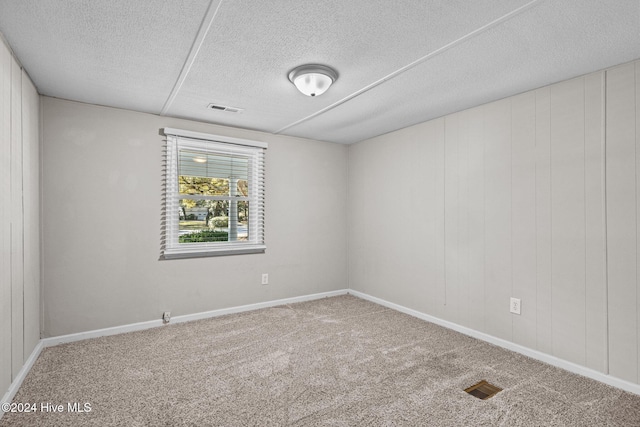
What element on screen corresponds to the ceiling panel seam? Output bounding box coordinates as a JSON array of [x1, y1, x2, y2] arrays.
[[160, 0, 223, 116], [274, 0, 543, 136]]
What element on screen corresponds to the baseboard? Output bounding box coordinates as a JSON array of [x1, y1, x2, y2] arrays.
[[348, 289, 640, 397], [170, 289, 349, 324], [0, 340, 44, 420], [41, 289, 349, 347], [1, 289, 349, 415]]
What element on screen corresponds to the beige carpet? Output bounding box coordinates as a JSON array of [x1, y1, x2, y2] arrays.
[[1, 294, 639, 426]]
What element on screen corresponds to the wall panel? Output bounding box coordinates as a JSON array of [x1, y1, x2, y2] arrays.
[[0, 34, 12, 397], [10, 56, 23, 378], [606, 62, 638, 383], [511, 91, 537, 349], [444, 113, 460, 324], [466, 108, 485, 333], [22, 72, 40, 356], [482, 100, 512, 341], [550, 77, 587, 366], [0, 38, 41, 397], [457, 111, 470, 329], [584, 71, 607, 373], [422, 119, 445, 316], [406, 123, 433, 316], [433, 119, 446, 320], [534, 86, 553, 355]]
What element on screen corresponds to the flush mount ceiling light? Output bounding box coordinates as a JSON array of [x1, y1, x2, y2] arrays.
[[288, 64, 338, 97]]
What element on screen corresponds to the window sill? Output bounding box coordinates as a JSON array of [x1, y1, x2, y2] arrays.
[[161, 245, 266, 260]]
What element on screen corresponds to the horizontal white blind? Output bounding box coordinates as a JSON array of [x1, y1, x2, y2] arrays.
[[162, 130, 267, 259], [179, 150, 249, 182]]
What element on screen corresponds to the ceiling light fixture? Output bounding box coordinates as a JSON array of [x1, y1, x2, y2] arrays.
[[193, 157, 207, 163], [288, 64, 338, 97]]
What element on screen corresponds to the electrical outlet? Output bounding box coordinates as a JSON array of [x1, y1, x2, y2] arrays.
[[162, 311, 171, 324], [510, 298, 521, 315], [261, 273, 269, 285]]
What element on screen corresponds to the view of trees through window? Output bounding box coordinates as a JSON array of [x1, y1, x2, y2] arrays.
[[178, 176, 249, 243]]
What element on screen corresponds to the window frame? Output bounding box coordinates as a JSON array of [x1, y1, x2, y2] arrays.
[[161, 128, 267, 259]]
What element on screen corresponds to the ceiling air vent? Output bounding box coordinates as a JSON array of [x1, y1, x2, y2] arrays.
[[207, 103, 244, 113]]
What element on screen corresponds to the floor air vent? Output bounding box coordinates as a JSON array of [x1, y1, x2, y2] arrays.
[[464, 380, 502, 400]]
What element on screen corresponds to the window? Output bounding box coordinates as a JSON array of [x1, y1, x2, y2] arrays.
[[162, 128, 266, 259]]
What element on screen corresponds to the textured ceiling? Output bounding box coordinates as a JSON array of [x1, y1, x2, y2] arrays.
[[0, 0, 639, 144]]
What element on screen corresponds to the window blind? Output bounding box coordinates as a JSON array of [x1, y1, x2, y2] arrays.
[[161, 129, 266, 259]]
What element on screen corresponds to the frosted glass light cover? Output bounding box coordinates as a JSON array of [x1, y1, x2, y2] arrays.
[[288, 64, 338, 97], [293, 73, 332, 97]]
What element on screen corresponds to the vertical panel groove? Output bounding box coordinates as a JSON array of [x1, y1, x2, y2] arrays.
[[633, 61, 640, 382], [464, 118, 470, 327], [511, 100, 515, 338], [482, 113, 486, 333], [39, 95, 45, 340], [636, 61, 639, 383], [534, 90, 538, 348], [584, 77, 588, 362], [603, 69, 609, 374], [443, 121, 447, 307], [457, 119, 461, 323], [549, 92, 556, 355]]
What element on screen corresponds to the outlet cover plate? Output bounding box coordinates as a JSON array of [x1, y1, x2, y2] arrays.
[[510, 298, 521, 315]]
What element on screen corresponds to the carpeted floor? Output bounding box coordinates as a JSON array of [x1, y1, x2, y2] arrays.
[[1, 294, 639, 426]]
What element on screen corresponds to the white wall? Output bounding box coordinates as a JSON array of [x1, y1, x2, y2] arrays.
[[606, 61, 640, 383], [349, 59, 640, 385], [0, 39, 40, 396], [41, 97, 348, 337]]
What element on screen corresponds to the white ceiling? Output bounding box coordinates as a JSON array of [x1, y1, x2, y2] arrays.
[[1, 0, 639, 144]]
